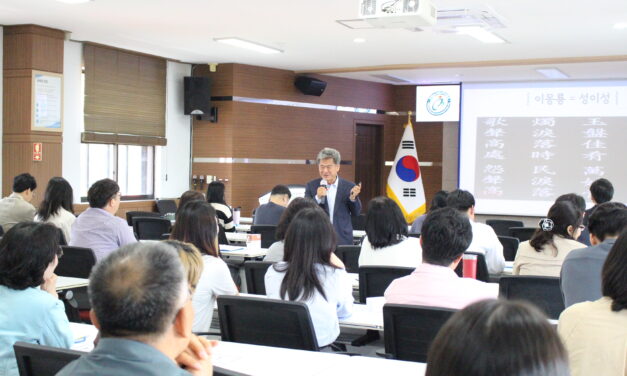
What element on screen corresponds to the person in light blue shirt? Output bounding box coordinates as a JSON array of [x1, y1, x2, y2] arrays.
[[265, 207, 353, 348], [0, 222, 73, 376]]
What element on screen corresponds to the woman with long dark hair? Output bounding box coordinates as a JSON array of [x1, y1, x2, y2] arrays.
[[264, 207, 353, 348], [170, 200, 237, 332], [513, 200, 585, 276], [426, 299, 569, 376], [559, 228, 627, 376], [206, 181, 235, 232], [264, 197, 319, 262], [0, 222, 72, 376], [35, 177, 75, 242], [359, 196, 422, 267]]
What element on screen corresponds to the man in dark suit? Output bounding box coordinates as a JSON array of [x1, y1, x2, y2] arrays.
[[561, 201, 627, 308], [305, 147, 361, 245]]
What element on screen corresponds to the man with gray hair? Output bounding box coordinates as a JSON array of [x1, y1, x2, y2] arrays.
[[305, 147, 362, 245], [57, 242, 215, 376]]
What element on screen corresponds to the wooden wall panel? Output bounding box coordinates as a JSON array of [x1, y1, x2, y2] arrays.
[[3, 25, 65, 73], [2, 73, 32, 134]]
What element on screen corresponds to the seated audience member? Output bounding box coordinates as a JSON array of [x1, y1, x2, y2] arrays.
[[580, 178, 614, 243], [558, 229, 627, 376], [206, 181, 235, 232], [170, 201, 237, 332], [35, 177, 76, 242], [446, 190, 505, 274], [410, 190, 448, 235], [359, 196, 422, 267], [253, 184, 291, 225], [177, 191, 205, 217], [165, 240, 205, 293], [265, 207, 353, 348], [426, 300, 569, 376], [264, 197, 319, 262], [561, 202, 627, 307], [513, 201, 585, 277], [0, 222, 72, 376], [556, 193, 591, 246], [57, 242, 215, 376], [0, 173, 37, 232], [70, 179, 136, 261], [385, 207, 497, 309]]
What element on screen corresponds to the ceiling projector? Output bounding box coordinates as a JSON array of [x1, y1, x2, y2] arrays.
[[359, 0, 437, 28]]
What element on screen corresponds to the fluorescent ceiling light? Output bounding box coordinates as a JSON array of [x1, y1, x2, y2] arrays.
[[456, 26, 505, 43], [214, 38, 282, 54], [353, 38, 366, 43], [55, 0, 93, 3], [535, 67, 569, 79], [614, 22, 627, 29]]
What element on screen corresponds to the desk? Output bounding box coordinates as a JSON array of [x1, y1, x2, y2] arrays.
[[56, 277, 89, 290], [220, 245, 267, 259], [213, 341, 426, 376], [225, 232, 248, 243], [69, 322, 98, 352], [235, 224, 251, 233], [238, 217, 253, 225], [353, 230, 365, 239]]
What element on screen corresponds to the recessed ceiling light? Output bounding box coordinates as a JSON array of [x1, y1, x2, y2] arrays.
[[353, 38, 366, 43], [214, 38, 283, 54], [456, 26, 506, 44], [614, 22, 627, 29], [535, 68, 569, 79], [55, 0, 93, 3]]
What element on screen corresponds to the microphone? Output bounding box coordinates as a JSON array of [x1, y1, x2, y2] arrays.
[[319, 183, 327, 205]]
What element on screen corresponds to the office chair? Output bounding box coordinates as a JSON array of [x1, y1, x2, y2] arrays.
[[217, 295, 319, 351], [132, 217, 171, 240], [56, 246, 97, 278], [334, 245, 361, 273], [125, 211, 162, 227], [498, 235, 520, 262], [156, 198, 178, 215], [351, 214, 366, 231], [509, 227, 538, 242], [499, 276, 565, 319], [358, 266, 414, 303], [13, 342, 84, 376], [383, 304, 457, 362], [453, 252, 491, 282], [486, 219, 524, 237], [243, 261, 273, 295], [250, 225, 277, 248]]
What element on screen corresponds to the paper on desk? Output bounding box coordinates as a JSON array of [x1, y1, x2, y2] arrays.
[[69, 322, 99, 352], [220, 245, 246, 252]]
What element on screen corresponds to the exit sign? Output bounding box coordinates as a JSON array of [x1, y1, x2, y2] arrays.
[[33, 143, 43, 161]]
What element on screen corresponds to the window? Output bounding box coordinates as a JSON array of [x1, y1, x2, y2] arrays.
[[81, 144, 155, 200]]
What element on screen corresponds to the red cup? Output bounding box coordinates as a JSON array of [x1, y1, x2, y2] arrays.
[[463, 254, 478, 279]]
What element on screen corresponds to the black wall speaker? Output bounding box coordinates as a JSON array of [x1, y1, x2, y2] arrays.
[[184, 76, 211, 115], [294, 76, 327, 96]]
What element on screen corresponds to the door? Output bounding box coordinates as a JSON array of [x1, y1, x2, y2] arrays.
[[355, 123, 383, 208]]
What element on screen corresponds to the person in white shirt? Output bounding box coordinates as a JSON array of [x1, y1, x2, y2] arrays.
[[170, 200, 238, 333], [34, 177, 76, 243], [446, 190, 505, 274], [265, 206, 353, 348], [359, 196, 421, 268]]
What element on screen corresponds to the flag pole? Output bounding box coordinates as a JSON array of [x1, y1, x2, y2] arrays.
[[405, 111, 412, 128]]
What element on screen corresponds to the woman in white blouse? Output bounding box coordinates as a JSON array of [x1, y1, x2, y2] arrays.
[[265, 207, 353, 348], [359, 196, 421, 268], [35, 177, 76, 243], [170, 200, 238, 333]]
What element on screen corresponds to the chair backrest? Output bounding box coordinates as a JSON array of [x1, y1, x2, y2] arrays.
[[453, 252, 490, 282], [351, 214, 366, 231], [498, 235, 520, 261], [509, 226, 538, 242], [156, 199, 178, 215], [217, 295, 319, 351], [125, 210, 162, 226], [218, 225, 229, 245], [358, 266, 414, 303], [243, 261, 273, 295], [407, 233, 421, 239], [57, 228, 68, 246], [334, 245, 361, 273], [383, 304, 457, 362], [56, 246, 97, 278], [250, 225, 277, 248], [13, 342, 84, 376], [486, 219, 524, 237], [499, 276, 565, 319], [132, 217, 172, 240]]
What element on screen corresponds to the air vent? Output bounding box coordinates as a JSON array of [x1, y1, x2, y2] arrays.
[[370, 74, 414, 83]]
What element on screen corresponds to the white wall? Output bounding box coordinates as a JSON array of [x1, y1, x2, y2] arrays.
[[62, 40, 84, 202], [156, 61, 192, 199]]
